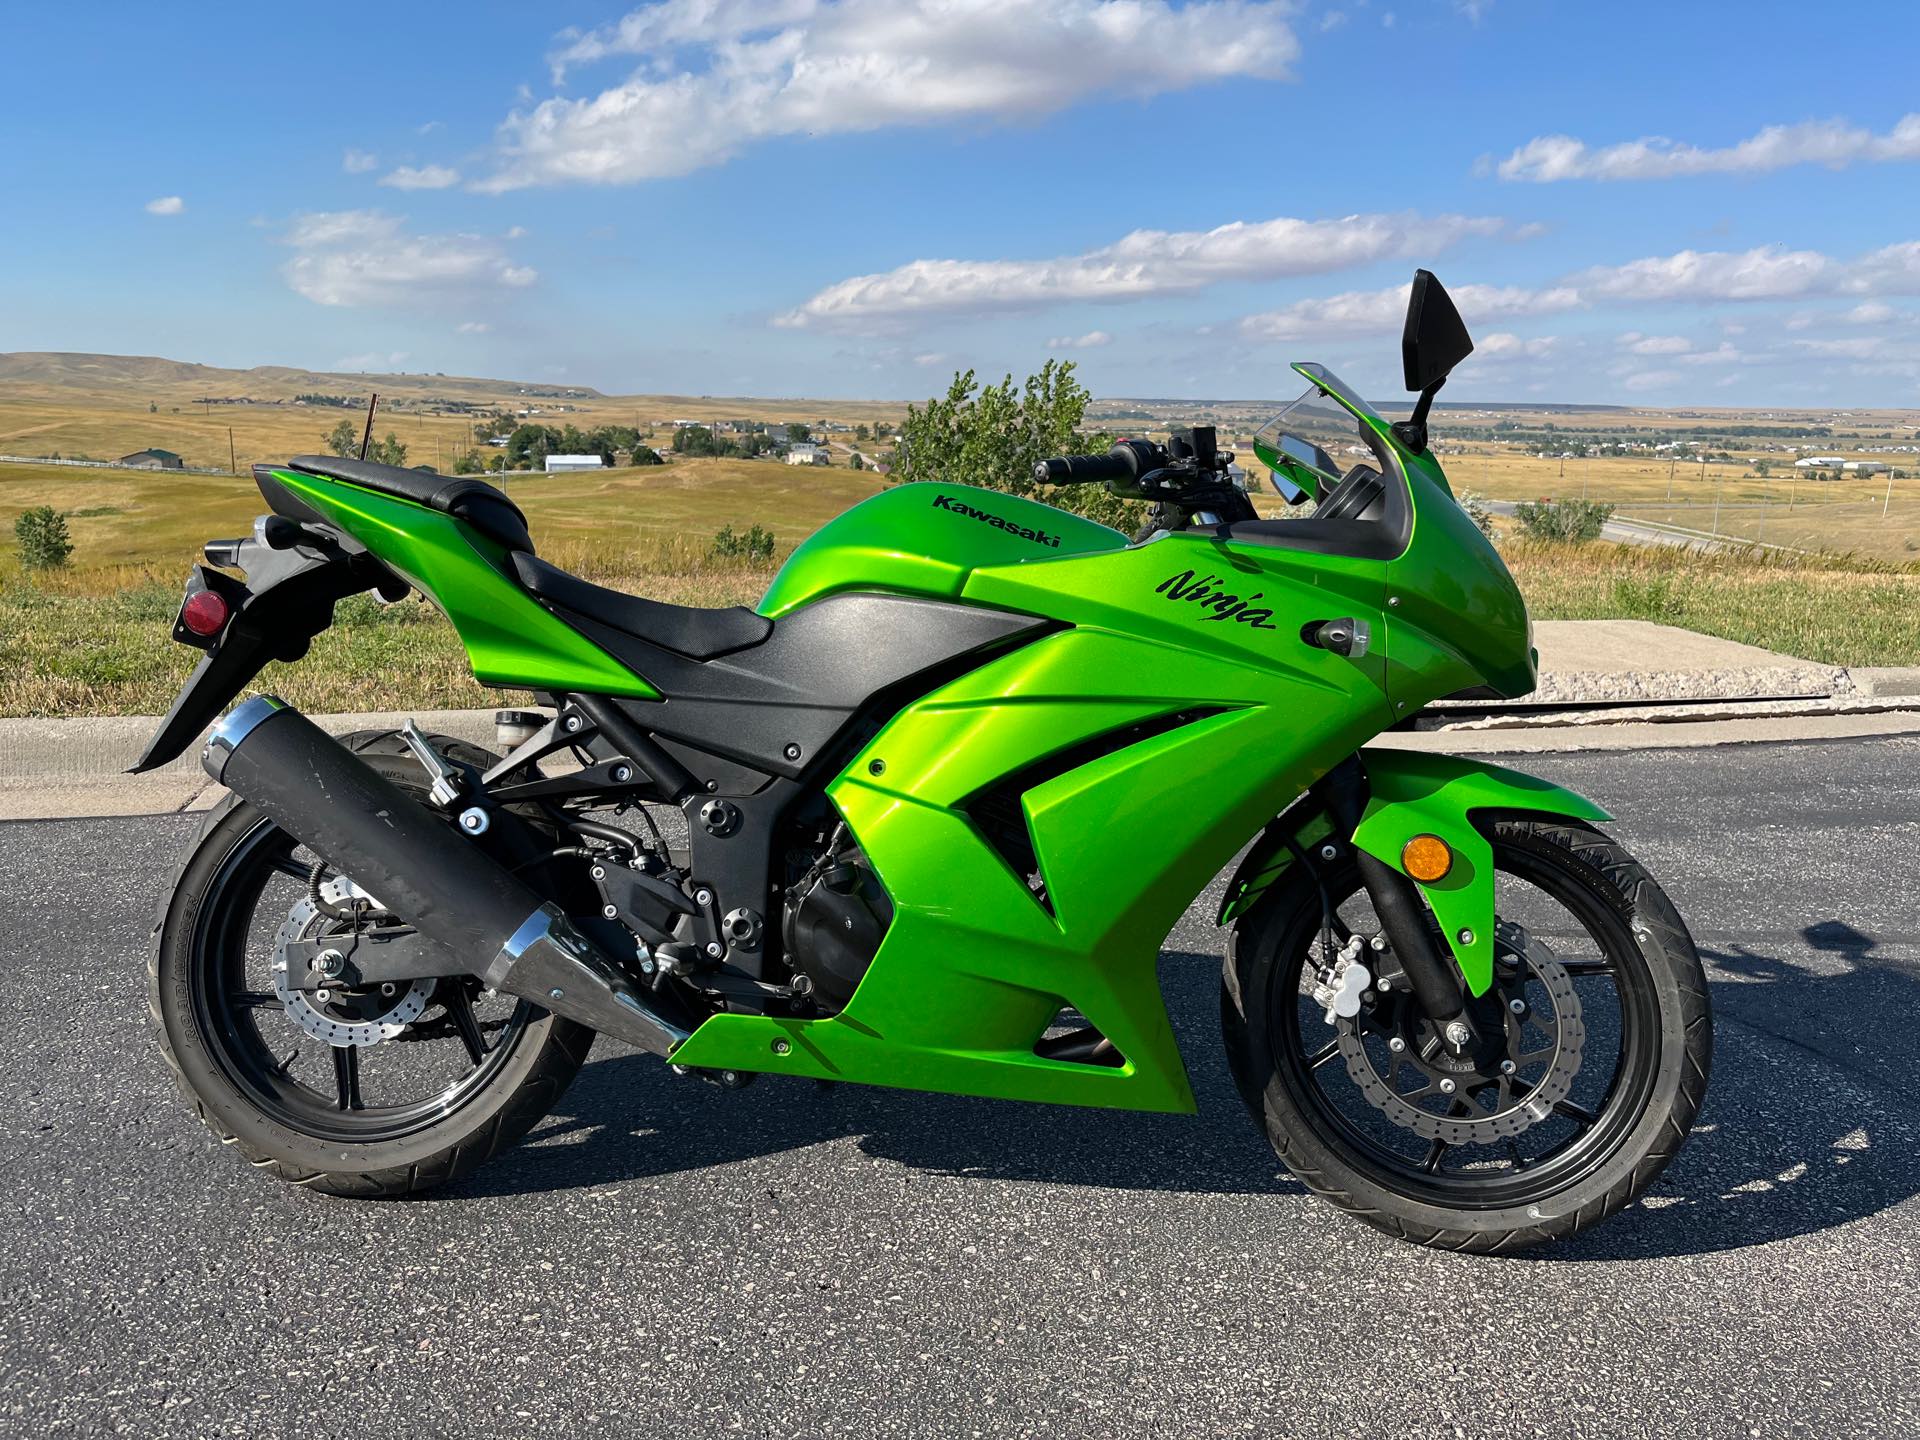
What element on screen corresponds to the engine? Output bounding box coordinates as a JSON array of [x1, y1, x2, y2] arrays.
[[782, 848, 891, 1010]]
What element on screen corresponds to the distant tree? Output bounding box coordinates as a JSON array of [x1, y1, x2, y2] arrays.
[[505, 424, 562, 469], [893, 359, 1141, 529], [148, 401, 157, 414], [708, 522, 776, 562], [629, 445, 664, 467], [452, 450, 483, 475], [323, 419, 360, 458], [848, 452, 865, 471], [368, 432, 407, 467], [15, 505, 74, 569], [674, 425, 723, 457], [854, 424, 871, 441], [785, 422, 811, 442]]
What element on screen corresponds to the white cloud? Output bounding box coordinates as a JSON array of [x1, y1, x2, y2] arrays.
[[911, 352, 950, 367], [1046, 330, 1112, 349], [1477, 332, 1557, 359], [1620, 369, 1682, 392], [281, 210, 537, 308], [1574, 246, 1835, 302], [1494, 113, 1920, 182], [482, 0, 1300, 189], [334, 351, 410, 371], [380, 164, 462, 190], [1846, 301, 1895, 325], [1240, 280, 1580, 339], [1318, 10, 1347, 31], [144, 195, 184, 216], [342, 149, 380, 174], [1619, 333, 1694, 355], [457, 321, 492, 334], [778, 211, 1512, 329]]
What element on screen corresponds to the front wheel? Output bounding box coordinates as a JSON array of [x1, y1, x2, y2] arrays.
[[1222, 818, 1711, 1251]]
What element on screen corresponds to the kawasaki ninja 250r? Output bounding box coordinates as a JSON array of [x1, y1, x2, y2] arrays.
[[138, 272, 1710, 1250]]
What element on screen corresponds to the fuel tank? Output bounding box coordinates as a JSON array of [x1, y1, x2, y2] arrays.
[[759, 483, 1126, 618]]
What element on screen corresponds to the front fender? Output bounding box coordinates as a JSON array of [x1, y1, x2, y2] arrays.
[[1219, 749, 1610, 996]]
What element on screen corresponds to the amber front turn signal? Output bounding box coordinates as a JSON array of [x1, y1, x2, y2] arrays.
[[1401, 833, 1453, 883]]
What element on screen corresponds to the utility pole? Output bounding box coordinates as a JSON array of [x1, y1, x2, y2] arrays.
[[1887, 467, 1897, 519], [1666, 453, 1676, 501], [1709, 463, 1723, 538], [1582, 453, 1590, 500], [227, 427, 236, 475]]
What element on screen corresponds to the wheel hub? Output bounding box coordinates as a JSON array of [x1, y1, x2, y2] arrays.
[[1334, 919, 1585, 1144], [272, 886, 434, 1049]]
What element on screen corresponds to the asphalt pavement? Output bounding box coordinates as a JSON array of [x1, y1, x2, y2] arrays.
[[3, 735, 1919, 1438]]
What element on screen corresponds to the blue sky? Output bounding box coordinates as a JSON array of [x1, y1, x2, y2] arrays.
[[3, 0, 1918, 406]]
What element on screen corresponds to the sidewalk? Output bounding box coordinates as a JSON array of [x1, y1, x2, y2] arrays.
[[4, 621, 1917, 821]]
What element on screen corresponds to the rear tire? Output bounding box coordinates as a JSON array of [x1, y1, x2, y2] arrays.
[[1222, 818, 1711, 1251], [150, 731, 593, 1197]]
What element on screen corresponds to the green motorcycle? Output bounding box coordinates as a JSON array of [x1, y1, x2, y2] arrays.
[[139, 272, 1709, 1249]]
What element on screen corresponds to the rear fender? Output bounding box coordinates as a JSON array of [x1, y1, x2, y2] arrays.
[[1219, 750, 1610, 996]]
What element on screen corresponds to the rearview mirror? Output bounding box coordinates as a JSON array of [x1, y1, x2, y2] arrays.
[[1401, 269, 1474, 393]]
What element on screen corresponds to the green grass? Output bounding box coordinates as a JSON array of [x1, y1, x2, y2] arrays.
[[1504, 541, 1920, 667]]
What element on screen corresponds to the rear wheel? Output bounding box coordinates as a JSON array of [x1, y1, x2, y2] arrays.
[[150, 731, 593, 1197], [1222, 818, 1711, 1250]]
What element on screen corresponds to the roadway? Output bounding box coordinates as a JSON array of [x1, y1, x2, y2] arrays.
[[3, 734, 1918, 1437]]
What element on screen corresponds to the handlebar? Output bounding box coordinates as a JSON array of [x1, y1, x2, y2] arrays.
[[1032, 439, 1164, 487]]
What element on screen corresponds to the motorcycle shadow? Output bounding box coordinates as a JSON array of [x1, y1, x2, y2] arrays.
[[450, 949, 1304, 1201], [1538, 918, 1920, 1263]]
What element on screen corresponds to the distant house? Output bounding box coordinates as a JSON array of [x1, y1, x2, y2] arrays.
[[545, 454, 606, 473], [785, 443, 825, 466], [120, 448, 184, 470]]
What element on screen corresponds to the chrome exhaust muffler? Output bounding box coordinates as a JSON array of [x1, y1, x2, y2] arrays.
[[202, 696, 687, 1057]]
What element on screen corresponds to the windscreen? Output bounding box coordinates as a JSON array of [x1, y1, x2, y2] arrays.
[[1251, 378, 1375, 503]]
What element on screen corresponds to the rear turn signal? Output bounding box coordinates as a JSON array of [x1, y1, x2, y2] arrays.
[[181, 589, 231, 638], [1400, 833, 1453, 883]]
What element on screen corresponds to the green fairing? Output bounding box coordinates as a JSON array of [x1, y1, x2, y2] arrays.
[[758, 482, 1126, 617], [263, 468, 660, 699]]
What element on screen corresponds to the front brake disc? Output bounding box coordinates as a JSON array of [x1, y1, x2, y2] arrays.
[[1333, 919, 1585, 1145]]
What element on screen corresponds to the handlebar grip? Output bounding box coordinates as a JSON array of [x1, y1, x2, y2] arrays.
[[1033, 452, 1134, 486]]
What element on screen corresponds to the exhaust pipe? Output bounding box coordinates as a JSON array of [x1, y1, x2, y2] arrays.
[[202, 696, 688, 1057]]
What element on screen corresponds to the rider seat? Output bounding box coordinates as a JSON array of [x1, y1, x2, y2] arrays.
[[509, 552, 772, 661], [288, 455, 535, 553]]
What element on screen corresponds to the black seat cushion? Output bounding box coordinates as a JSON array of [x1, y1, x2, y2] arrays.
[[288, 455, 534, 553], [510, 551, 773, 661]]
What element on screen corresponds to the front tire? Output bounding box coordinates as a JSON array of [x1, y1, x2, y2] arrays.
[[150, 731, 593, 1197], [1222, 818, 1711, 1251]]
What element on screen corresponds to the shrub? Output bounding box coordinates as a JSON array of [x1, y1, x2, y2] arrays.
[[15, 506, 74, 569], [708, 523, 775, 562], [1513, 497, 1614, 543]]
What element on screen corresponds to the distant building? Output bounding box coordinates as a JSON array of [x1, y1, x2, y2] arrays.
[[544, 454, 606, 473], [1795, 456, 1846, 468], [785, 443, 825, 466], [120, 448, 184, 470], [1845, 460, 1891, 475]]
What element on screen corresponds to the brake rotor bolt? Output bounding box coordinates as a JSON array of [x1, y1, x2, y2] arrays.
[[1509, 998, 1527, 1015], [1500, 1059, 1516, 1074], [314, 988, 331, 1003], [380, 983, 396, 997], [1388, 1036, 1406, 1053], [1439, 1078, 1457, 1094], [1444, 1020, 1471, 1047]]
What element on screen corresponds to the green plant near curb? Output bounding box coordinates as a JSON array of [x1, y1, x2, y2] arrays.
[[14, 505, 74, 570], [1514, 497, 1614, 543]]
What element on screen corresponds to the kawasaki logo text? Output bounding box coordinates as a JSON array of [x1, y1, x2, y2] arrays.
[[1155, 570, 1279, 630], [931, 493, 1060, 548]]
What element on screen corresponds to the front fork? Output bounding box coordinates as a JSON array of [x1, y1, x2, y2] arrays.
[[1313, 758, 1479, 1050]]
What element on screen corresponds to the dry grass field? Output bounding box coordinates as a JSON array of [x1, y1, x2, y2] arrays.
[[2, 350, 1915, 718]]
